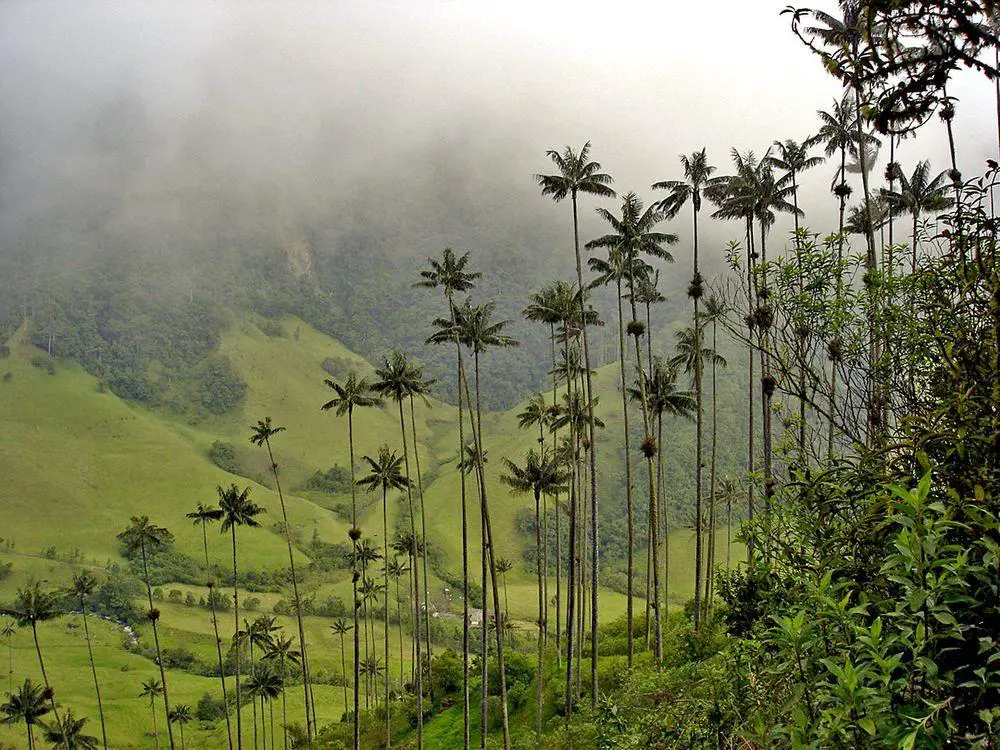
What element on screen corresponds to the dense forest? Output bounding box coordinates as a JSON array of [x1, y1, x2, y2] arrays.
[[2, 0, 1000, 748]]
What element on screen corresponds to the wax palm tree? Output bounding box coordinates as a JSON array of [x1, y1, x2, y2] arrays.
[[321, 374, 383, 526], [500, 448, 567, 743], [628, 357, 695, 631], [652, 149, 718, 633], [357, 445, 410, 745], [372, 351, 430, 743], [218, 484, 265, 750], [168, 705, 192, 750], [815, 94, 870, 261], [140, 678, 164, 750], [882, 160, 954, 274], [185, 501, 232, 750], [41, 709, 98, 750], [766, 138, 825, 464], [67, 571, 108, 750], [2, 618, 14, 695], [348, 529, 362, 750], [701, 295, 728, 611], [239, 615, 278, 750], [405, 363, 436, 703], [385, 557, 409, 686], [117, 517, 177, 749], [669, 325, 727, 624], [717, 476, 741, 569], [1, 678, 50, 750], [3, 582, 65, 749], [245, 668, 282, 750], [536, 144, 613, 703], [416, 247, 481, 750], [588, 190, 676, 659], [514, 392, 554, 646], [329, 619, 352, 712], [261, 634, 299, 750], [705, 150, 761, 550], [249, 418, 313, 743], [449, 298, 518, 748]]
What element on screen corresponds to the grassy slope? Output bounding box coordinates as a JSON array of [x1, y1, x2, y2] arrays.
[[0, 314, 742, 747]]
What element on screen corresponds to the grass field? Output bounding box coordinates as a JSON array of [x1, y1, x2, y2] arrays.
[[1, 315, 745, 747]]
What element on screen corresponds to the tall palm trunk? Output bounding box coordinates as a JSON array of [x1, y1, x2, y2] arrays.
[[79, 597, 109, 749], [550, 321, 561, 665], [150, 698, 160, 750], [692, 202, 705, 633], [30, 621, 67, 750], [613, 277, 636, 664], [625, 267, 660, 657], [396, 400, 424, 749], [382, 484, 392, 748], [534, 485, 545, 744], [746, 219, 757, 553], [792, 171, 808, 467], [706, 315, 719, 612], [279, 655, 288, 750], [452, 307, 471, 750], [561, 322, 578, 720], [352, 544, 360, 750], [141, 540, 175, 750], [200, 520, 233, 750], [758, 223, 775, 558], [338, 632, 348, 722], [570, 190, 600, 704], [464, 351, 511, 750], [230, 527, 243, 750], [409, 397, 434, 701], [261, 439, 312, 742]]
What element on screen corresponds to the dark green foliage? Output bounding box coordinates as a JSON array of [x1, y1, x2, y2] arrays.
[[193, 355, 246, 414], [0, 562, 11, 582], [196, 692, 228, 722], [302, 465, 352, 495], [207, 440, 244, 475]]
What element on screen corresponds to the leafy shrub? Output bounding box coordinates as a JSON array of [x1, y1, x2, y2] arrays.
[[196, 692, 227, 722], [108, 372, 157, 403], [321, 357, 355, 379], [303, 465, 352, 495], [194, 355, 246, 415], [208, 440, 244, 475], [29, 354, 52, 370]]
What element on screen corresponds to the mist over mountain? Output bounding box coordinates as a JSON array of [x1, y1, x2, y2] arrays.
[[1, 1, 995, 406]]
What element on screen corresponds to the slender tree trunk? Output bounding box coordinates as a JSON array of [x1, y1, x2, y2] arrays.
[[535, 485, 545, 745], [26, 721, 34, 750], [625, 264, 659, 659], [142, 542, 175, 750], [352, 546, 360, 750], [280, 657, 288, 750], [454, 328, 471, 750], [759, 223, 775, 561], [339, 634, 348, 721], [793, 174, 808, 468], [470, 350, 511, 750], [656, 412, 665, 644], [348, 410, 358, 526], [80, 600, 109, 750], [614, 278, 635, 665], [747, 221, 757, 554], [151, 699, 160, 750], [409, 396, 434, 703], [396, 400, 423, 749], [201, 522, 233, 750], [570, 191, 600, 704], [550, 322, 560, 665], [706, 319, 718, 613], [231, 528, 243, 750], [30, 621, 67, 750], [262, 440, 312, 744], [562, 327, 577, 721], [693, 203, 705, 632], [382, 486, 391, 749]]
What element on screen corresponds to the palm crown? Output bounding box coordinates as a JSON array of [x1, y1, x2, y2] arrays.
[[321, 373, 382, 416], [217, 484, 264, 533], [357, 445, 411, 496], [535, 141, 616, 202]]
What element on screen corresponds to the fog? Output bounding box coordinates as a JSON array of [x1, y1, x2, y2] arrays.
[[1, 0, 997, 391]]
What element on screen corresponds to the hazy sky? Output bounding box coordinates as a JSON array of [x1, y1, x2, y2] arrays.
[[2, 1, 997, 264]]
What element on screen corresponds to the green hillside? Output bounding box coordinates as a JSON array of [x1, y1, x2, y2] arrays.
[[0, 312, 740, 748]]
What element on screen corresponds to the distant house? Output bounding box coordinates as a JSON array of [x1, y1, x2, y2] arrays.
[[468, 608, 484, 628]]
